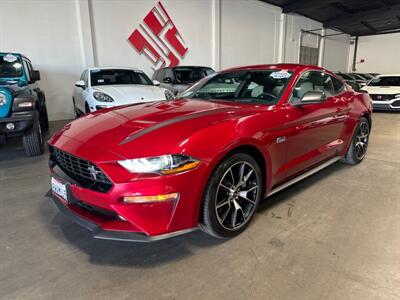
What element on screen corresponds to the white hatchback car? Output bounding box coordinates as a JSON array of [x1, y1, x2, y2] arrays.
[[361, 74, 400, 111], [73, 67, 174, 116]]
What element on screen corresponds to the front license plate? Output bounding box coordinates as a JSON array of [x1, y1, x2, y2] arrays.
[[51, 177, 68, 203]]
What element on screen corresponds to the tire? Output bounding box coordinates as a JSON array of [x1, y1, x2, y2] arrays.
[[85, 102, 90, 114], [200, 153, 263, 239], [73, 98, 79, 118], [40, 104, 49, 132], [22, 115, 44, 157], [341, 117, 370, 165]]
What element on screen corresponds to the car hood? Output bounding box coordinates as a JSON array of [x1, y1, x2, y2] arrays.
[[362, 86, 400, 94], [92, 84, 166, 104], [52, 99, 263, 160]]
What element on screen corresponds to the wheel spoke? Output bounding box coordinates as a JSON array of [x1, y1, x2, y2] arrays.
[[216, 199, 230, 209], [229, 168, 235, 185]]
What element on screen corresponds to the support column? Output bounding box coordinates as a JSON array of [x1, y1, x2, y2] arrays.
[[75, 0, 96, 68], [277, 13, 287, 63], [318, 28, 325, 67], [211, 0, 221, 71]]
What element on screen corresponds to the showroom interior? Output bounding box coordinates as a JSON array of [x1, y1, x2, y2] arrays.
[[0, 0, 399, 299]]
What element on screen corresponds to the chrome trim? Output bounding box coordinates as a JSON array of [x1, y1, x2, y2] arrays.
[[267, 156, 341, 197]]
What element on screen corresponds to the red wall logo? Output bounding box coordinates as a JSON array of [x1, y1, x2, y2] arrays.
[[128, 1, 188, 68]]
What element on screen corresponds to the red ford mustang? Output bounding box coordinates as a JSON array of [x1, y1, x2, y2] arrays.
[[47, 64, 372, 241]]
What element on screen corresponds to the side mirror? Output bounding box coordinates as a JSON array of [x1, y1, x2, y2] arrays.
[[297, 91, 326, 105], [163, 77, 172, 84], [31, 70, 41, 81], [152, 80, 160, 86], [75, 80, 86, 89]]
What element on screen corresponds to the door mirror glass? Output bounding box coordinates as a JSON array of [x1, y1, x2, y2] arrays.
[[299, 91, 326, 104], [75, 80, 86, 89], [163, 77, 172, 83], [152, 80, 160, 86], [31, 70, 41, 81]]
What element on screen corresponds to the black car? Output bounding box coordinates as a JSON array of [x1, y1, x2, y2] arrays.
[[0, 52, 48, 156], [334, 72, 362, 91], [152, 66, 215, 95]]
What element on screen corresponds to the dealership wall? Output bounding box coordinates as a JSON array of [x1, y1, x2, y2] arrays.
[[0, 0, 350, 121], [347, 32, 400, 74]]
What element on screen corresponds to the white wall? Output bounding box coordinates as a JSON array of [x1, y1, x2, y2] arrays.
[[0, 0, 351, 121], [347, 33, 400, 74], [220, 0, 281, 68], [0, 0, 83, 120], [323, 29, 350, 72]]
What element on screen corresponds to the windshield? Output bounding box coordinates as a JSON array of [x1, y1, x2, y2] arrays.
[[0, 54, 23, 78], [180, 69, 293, 105], [174, 67, 215, 84], [91, 69, 153, 86], [368, 76, 400, 87]]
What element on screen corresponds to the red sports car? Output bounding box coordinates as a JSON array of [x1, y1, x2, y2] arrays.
[[47, 64, 372, 241]]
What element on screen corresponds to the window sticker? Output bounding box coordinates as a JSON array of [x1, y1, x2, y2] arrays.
[[3, 54, 18, 63], [269, 70, 291, 79]]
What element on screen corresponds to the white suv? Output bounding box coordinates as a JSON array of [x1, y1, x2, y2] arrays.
[[362, 74, 400, 111], [73, 67, 174, 116]]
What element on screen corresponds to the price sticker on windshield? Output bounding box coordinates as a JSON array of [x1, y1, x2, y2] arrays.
[[270, 70, 291, 79], [3, 54, 18, 63]]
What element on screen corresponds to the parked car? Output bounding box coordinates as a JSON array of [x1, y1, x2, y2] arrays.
[[345, 73, 368, 87], [335, 72, 361, 90], [361, 74, 400, 110], [47, 64, 372, 241], [352, 73, 374, 81], [73, 67, 175, 116], [0, 52, 48, 156], [152, 66, 215, 95]]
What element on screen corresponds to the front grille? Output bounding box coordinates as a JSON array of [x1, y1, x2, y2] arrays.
[[50, 147, 113, 193], [370, 94, 395, 101]]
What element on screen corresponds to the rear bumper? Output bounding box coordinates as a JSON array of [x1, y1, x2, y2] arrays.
[[0, 111, 35, 136], [47, 190, 198, 242]]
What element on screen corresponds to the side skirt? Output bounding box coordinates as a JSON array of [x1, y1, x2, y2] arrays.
[[267, 156, 342, 197]]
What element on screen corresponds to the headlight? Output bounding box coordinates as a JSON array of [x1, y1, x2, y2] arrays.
[[164, 90, 175, 100], [93, 91, 114, 102], [118, 154, 200, 175], [0, 93, 6, 106]]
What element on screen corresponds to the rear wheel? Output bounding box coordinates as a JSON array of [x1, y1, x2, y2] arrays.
[[22, 115, 44, 156], [85, 102, 91, 114], [73, 98, 79, 118], [39, 105, 49, 132], [341, 117, 370, 165], [200, 153, 262, 238]]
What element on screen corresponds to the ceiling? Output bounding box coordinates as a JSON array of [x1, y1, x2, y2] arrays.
[[260, 0, 400, 36]]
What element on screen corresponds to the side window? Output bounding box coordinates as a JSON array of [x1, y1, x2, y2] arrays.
[[291, 71, 334, 103], [83, 70, 88, 86], [331, 76, 345, 94], [22, 60, 31, 82], [164, 68, 174, 81], [80, 70, 86, 80], [157, 69, 166, 82]]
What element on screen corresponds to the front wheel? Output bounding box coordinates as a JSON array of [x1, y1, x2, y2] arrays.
[[22, 115, 44, 156], [200, 153, 262, 238], [341, 117, 370, 165]]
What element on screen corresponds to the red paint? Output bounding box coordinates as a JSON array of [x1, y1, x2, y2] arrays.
[[128, 1, 187, 68], [48, 64, 372, 237]]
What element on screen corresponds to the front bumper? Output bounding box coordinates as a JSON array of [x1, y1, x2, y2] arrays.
[[47, 190, 197, 242], [372, 99, 400, 111], [0, 111, 35, 136]]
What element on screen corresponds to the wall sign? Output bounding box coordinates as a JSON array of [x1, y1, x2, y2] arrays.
[[128, 1, 188, 69]]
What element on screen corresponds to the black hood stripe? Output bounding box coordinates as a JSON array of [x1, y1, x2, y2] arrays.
[[119, 108, 233, 145]]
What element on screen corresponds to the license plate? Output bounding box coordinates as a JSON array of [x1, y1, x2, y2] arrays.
[[51, 177, 68, 203]]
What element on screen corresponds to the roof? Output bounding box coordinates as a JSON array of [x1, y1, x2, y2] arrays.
[[260, 0, 400, 36], [223, 63, 327, 73], [89, 66, 143, 72], [376, 74, 400, 77]]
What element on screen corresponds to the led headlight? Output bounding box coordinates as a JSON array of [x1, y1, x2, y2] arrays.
[[93, 91, 114, 102], [0, 93, 7, 106], [164, 90, 175, 100], [118, 154, 200, 175]]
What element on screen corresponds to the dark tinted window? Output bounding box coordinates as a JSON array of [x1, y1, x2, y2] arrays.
[[0, 54, 23, 78], [368, 76, 400, 87], [90, 69, 152, 86], [174, 67, 215, 84], [331, 76, 345, 94]]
